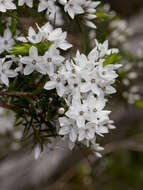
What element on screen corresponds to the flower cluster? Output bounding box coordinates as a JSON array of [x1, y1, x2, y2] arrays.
[[0, 0, 100, 28], [0, 18, 122, 156], [0, 0, 127, 158], [43, 39, 121, 156], [59, 0, 100, 28]]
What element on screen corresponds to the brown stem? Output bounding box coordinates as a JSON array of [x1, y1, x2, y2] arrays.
[[0, 91, 34, 97]]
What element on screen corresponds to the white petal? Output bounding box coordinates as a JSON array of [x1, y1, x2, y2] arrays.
[[91, 84, 101, 96], [85, 21, 96, 29], [29, 46, 38, 58], [69, 128, 77, 142], [44, 81, 56, 90], [28, 27, 36, 36], [24, 65, 34, 75], [59, 117, 71, 126], [76, 116, 85, 128], [1, 73, 9, 86], [56, 84, 65, 97], [80, 83, 90, 93], [58, 42, 72, 50], [48, 28, 62, 41], [4, 28, 11, 40], [78, 129, 85, 141], [20, 57, 33, 64], [17, 36, 28, 42], [34, 145, 41, 160], [59, 126, 70, 135], [95, 152, 102, 158]]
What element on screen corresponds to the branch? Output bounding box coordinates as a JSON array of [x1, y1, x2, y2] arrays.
[[0, 91, 33, 97]]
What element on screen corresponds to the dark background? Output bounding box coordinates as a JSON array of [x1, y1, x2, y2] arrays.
[[103, 0, 143, 17]]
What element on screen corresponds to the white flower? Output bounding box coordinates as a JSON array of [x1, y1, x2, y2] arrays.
[[65, 99, 88, 128], [0, 28, 15, 53], [0, 58, 17, 86], [43, 46, 64, 76], [62, 0, 84, 19], [97, 63, 119, 82], [0, 0, 16, 12], [44, 74, 66, 97], [80, 68, 101, 96], [17, 27, 42, 44], [78, 122, 95, 141], [27, 27, 42, 44], [87, 122, 109, 137], [86, 94, 106, 113], [48, 28, 72, 50], [59, 117, 78, 142], [18, 0, 33, 8], [20, 46, 45, 75], [36, 22, 53, 40]]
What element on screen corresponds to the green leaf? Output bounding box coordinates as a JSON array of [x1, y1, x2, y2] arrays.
[[10, 18, 17, 37], [37, 42, 52, 55], [95, 11, 110, 19], [10, 42, 52, 55], [103, 53, 122, 67], [10, 43, 32, 55], [134, 100, 143, 108]]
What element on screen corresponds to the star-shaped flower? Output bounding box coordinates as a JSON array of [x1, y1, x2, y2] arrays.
[[59, 117, 78, 142], [20, 46, 45, 75], [0, 28, 15, 53], [0, 58, 17, 86]]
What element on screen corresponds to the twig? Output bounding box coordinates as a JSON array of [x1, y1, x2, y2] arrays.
[[0, 91, 34, 97]]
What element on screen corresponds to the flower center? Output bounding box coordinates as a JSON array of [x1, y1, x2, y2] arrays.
[[74, 83, 78, 88], [47, 58, 52, 62], [91, 79, 96, 83], [85, 128, 89, 133], [93, 108, 97, 112], [32, 60, 36, 65], [72, 68, 76, 73], [56, 77, 61, 82], [102, 71, 106, 75], [4, 40, 8, 45], [69, 3, 73, 8], [79, 111, 84, 116], [32, 35, 36, 40]]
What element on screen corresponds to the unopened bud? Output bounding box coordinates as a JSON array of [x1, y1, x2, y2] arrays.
[[58, 107, 65, 115]]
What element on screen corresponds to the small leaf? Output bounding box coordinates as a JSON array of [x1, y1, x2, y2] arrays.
[[95, 11, 110, 19], [103, 53, 122, 67], [10, 44, 32, 55], [11, 42, 52, 55], [134, 100, 143, 108]]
